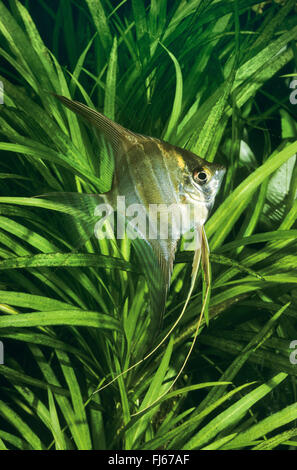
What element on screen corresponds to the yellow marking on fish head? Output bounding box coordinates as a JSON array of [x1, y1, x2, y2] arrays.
[[156, 140, 186, 170], [176, 154, 186, 170]]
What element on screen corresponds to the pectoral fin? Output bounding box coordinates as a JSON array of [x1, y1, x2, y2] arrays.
[[35, 191, 177, 334], [35, 191, 107, 249]]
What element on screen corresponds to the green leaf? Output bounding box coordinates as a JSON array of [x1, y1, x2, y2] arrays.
[[207, 141, 297, 248], [104, 36, 118, 120], [48, 388, 67, 450], [0, 310, 120, 330], [0, 253, 137, 272], [85, 0, 112, 57], [161, 43, 183, 141], [251, 428, 297, 450], [0, 400, 44, 450], [184, 373, 287, 449], [224, 402, 297, 449], [56, 350, 92, 449]]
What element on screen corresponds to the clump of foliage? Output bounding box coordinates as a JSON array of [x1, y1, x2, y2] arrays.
[[0, 0, 297, 450]]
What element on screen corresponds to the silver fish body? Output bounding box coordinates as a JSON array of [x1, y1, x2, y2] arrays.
[[49, 95, 225, 333]]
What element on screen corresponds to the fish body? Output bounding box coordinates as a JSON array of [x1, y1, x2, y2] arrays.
[[50, 95, 225, 332]]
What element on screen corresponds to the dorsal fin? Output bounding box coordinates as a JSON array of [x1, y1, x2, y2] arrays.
[[53, 94, 139, 156]]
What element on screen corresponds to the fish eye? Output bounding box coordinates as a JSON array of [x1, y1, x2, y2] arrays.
[[193, 168, 211, 184]]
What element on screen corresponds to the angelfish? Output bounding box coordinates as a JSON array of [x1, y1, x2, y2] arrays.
[[49, 95, 225, 404]]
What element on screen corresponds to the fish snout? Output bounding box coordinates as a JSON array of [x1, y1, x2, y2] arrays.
[[214, 166, 226, 188]]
